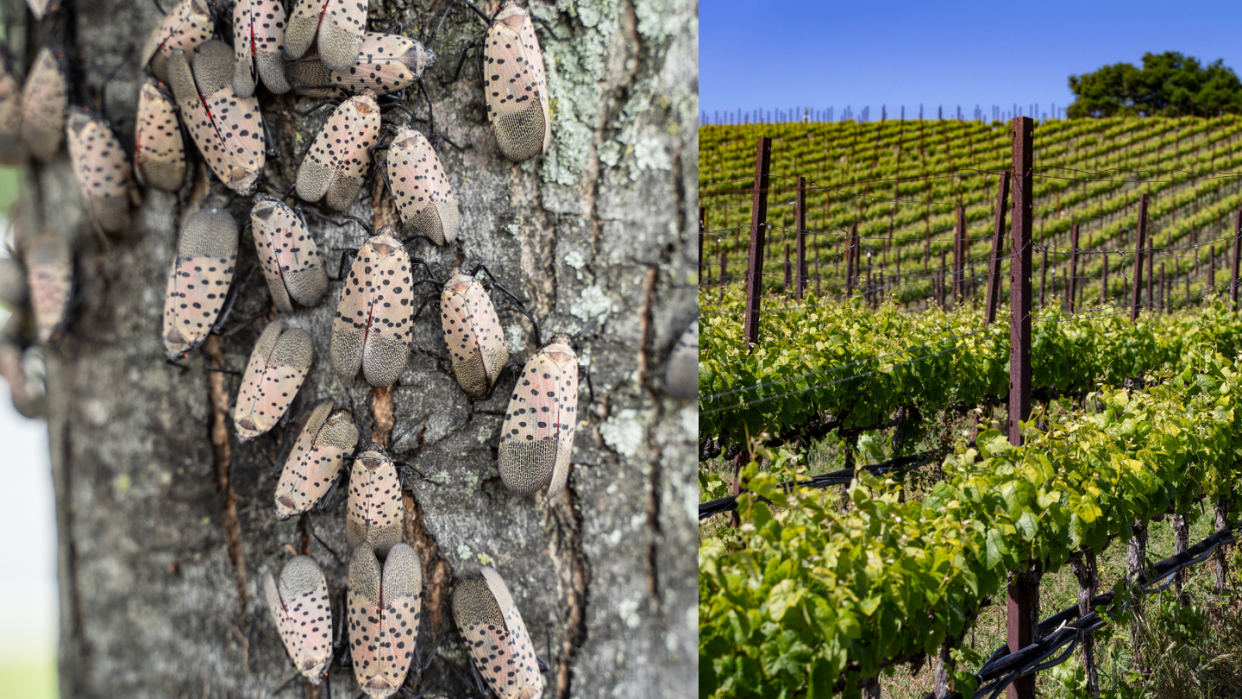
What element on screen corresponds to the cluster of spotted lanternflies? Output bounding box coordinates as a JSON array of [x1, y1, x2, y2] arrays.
[[1, 0, 699, 695]]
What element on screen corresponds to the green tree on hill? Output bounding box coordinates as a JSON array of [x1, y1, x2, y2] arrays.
[[1067, 51, 1242, 118]]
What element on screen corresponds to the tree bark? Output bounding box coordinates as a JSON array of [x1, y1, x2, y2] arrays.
[[7, 0, 698, 697]]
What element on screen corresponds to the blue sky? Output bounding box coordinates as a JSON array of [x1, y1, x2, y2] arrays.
[[701, 0, 1242, 122]]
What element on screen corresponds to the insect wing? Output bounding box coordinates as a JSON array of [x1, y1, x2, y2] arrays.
[[440, 270, 507, 397], [265, 556, 333, 684], [134, 78, 186, 191], [318, 0, 366, 71], [251, 197, 328, 312], [484, 5, 551, 162], [344, 443, 404, 556], [348, 542, 385, 696], [231, 0, 256, 97], [141, 0, 213, 83], [481, 567, 542, 698], [288, 33, 435, 98], [323, 92, 381, 210], [285, 0, 327, 61], [162, 208, 239, 359], [67, 113, 133, 236], [385, 127, 460, 246], [275, 399, 333, 517], [329, 232, 413, 387], [498, 337, 577, 496], [234, 319, 313, 441], [294, 105, 343, 203], [203, 88, 266, 195], [0, 55, 25, 165], [453, 568, 542, 699], [297, 93, 382, 207], [26, 231, 71, 344], [234, 0, 291, 97], [377, 543, 421, 693], [21, 49, 67, 163]]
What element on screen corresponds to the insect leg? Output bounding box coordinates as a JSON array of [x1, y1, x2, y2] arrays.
[[328, 248, 360, 282], [304, 514, 343, 564]]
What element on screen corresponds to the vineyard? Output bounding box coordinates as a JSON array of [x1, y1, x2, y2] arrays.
[[698, 117, 1242, 699], [701, 116, 1242, 308]]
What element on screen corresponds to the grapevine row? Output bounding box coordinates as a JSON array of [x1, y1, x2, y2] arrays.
[[700, 351, 1242, 697]]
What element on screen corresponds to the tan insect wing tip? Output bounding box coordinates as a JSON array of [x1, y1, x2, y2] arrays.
[[193, 40, 236, 95]]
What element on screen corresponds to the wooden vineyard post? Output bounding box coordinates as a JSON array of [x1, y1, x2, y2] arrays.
[[1067, 223, 1079, 313], [1146, 231, 1154, 312], [955, 205, 967, 307], [1102, 253, 1109, 304], [1070, 549, 1100, 697], [1127, 520, 1149, 670], [1174, 511, 1190, 593], [1008, 117, 1036, 699], [1217, 495, 1230, 593], [1131, 194, 1149, 323], [796, 177, 807, 300], [743, 137, 772, 347], [1232, 210, 1242, 310], [699, 206, 706, 281], [719, 248, 727, 302], [848, 224, 860, 298]]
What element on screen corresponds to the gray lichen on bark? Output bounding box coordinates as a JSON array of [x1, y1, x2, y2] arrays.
[[5, 0, 698, 696]]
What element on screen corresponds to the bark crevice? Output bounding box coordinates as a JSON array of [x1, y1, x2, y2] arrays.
[[546, 485, 589, 699], [205, 335, 249, 613]]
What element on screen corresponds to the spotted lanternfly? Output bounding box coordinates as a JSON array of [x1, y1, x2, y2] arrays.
[[232, 0, 291, 98], [665, 320, 697, 400], [348, 541, 422, 699], [286, 32, 435, 99], [498, 334, 578, 497], [440, 267, 508, 398], [141, 0, 213, 83], [167, 42, 266, 195], [0, 54, 25, 166], [0, 314, 44, 420], [21, 48, 67, 163], [162, 208, 239, 360], [275, 398, 358, 519], [66, 112, 134, 237], [286, 0, 366, 72], [134, 77, 186, 191], [25, 231, 72, 344], [383, 127, 460, 246], [484, 3, 552, 163], [295, 88, 380, 211], [234, 318, 313, 442], [250, 195, 329, 313], [452, 566, 543, 699], [345, 442, 404, 557], [330, 229, 415, 387], [263, 555, 333, 685]]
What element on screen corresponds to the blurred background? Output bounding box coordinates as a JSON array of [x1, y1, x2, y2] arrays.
[[0, 164, 56, 699]]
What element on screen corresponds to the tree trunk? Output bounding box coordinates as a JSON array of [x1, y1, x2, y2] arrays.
[[7, 0, 698, 697]]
